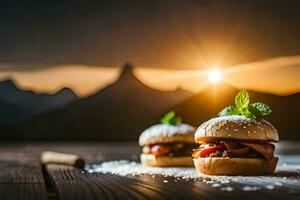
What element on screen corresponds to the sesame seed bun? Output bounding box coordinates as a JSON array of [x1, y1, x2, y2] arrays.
[[195, 116, 279, 143], [140, 153, 194, 167], [194, 157, 278, 175], [139, 124, 196, 146]]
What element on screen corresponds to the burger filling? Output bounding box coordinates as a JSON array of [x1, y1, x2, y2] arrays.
[[192, 141, 275, 161], [143, 143, 198, 157]]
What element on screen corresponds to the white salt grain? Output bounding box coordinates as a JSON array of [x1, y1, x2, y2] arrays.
[[163, 180, 168, 183], [86, 160, 300, 190], [220, 180, 230, 184], [87, 160, 198, 178], [212, 183, 221, 187], [221, 186, 234, 191], [243, 186, 260, 191], [266, 185, 275, 190]]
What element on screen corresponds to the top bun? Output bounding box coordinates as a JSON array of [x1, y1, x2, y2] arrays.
[[195, 115, 279, 143], [139, 124, 196, 146]]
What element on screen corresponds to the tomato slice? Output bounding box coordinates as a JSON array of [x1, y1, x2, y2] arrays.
[[150, 145, 170, 156], [193, 144, 226, 158]]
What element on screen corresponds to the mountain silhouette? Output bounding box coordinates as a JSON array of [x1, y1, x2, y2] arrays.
[[173, 83, 300, 140], [14, 64, 193, 141], [0, 79, 79, 125], [0, 100, 31, 125]]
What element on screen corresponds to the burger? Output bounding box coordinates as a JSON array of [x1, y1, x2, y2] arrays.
[[139, 111, 196, 167], [193, 90, 279, 175]]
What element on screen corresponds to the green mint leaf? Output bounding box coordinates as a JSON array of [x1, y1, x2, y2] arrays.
[[250, 102, 272, 117], [218, 90, 272, 119], [249, 104, 262, 118], [160, 111, 175, 124], [160, 111, 182, 125], [235, 89, 250, 109], [218, 106, 239, 116], [243, 109, 256, 119], [237, 106, 248, 115], [169, 116, 182, 125]]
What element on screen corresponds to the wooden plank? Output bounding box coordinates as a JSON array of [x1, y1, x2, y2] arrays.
[[0, 162, 45, 184], [44, 142, 300, 200], [47, 164, 207, 200], [0, 183, 47, 200], [46, 164, 300, 200], [0, 142, 299, 200], [0, 142, 138, 200], [0, 160, 48, 200]]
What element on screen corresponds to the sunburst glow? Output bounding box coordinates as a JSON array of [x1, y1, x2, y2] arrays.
[[208, 69, 222, 83]]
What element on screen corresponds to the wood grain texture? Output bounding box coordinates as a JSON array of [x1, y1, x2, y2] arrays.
[[46, 152, 300, 200], [0, 162, 47, 200], [0, 142, 299, 200], [0, 183, 47, 200], [0, 144, 49, 200], [46, 163, 300, 200]]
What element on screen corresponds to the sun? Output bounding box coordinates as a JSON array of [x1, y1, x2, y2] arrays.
[[208, 69, 222, 83]]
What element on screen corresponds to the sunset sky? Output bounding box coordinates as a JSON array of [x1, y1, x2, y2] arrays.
[[0, 55, 299, 97], [0, 1, 299, 97]]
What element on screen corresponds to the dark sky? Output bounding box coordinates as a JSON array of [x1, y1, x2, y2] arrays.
[[1, 0, 300, 69]]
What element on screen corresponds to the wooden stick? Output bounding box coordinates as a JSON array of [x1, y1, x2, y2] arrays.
[[41, 151, 85, 168]]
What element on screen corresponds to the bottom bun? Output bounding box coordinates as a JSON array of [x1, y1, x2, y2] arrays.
[[140, 153, 194, 167], [194, 157, 278, 175]]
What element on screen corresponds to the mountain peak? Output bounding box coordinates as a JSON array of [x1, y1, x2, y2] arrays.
[[54, 87, 79, 98], [117, 63, 140, 83], [0, 78, 18, 89], [120, 62, 135, 75], [56, 87, 75, 94]]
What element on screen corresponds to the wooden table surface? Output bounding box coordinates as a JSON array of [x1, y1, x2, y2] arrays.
[[0, 142, 299, 200]]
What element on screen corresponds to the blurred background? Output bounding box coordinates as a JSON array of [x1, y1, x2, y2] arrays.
[[0, 0, 299, 141]]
